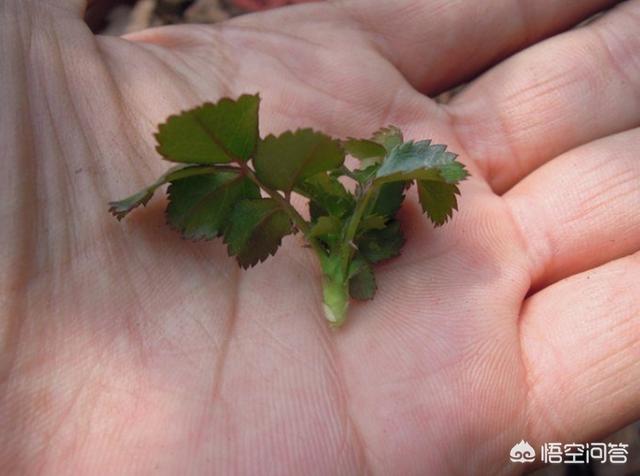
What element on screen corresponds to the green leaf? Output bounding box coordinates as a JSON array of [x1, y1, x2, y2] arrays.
[[356, 220, 405, 263], [310, 216, 342, 237], [297, 172, 355, 220], [375, 140, 468, 184], [310, 216, 342, 248], [369, 181, 407, 218], [308, 201, 326, 223], [357, 215, 386, 235], [417, 180, 461, 226], [343, 138, 386, 160], [371, 125, 403, 153], [167, 172, 260, 240], [254, 129, 345, 192], [224, 198, 293, 268], [352, 164, 379, 184], [108, 165, 223, 220], [155, 94, 260, 164], [348, 257, 377, 301], [110, 189, 155, 221]]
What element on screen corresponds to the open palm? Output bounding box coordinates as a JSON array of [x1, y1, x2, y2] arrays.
[[1, 0, 639, 474]]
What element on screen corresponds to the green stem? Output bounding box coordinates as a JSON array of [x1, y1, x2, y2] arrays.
[[243, 166, 326, 258], [240, 162, 375, 327], [205, 164, 244, 174], [339, 184, 376, 276], [317, 182, 379, 327], [336, 165, 359, 182], [319, 254, 349, 327], [322, 275, 349, 327]]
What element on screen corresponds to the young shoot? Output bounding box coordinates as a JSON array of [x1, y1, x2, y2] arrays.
[[109, 94, 468, 327]]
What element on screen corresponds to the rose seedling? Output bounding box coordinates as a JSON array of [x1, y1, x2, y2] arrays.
[[109, 94, 468, 326]]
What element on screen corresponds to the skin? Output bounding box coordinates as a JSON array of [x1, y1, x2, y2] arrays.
[[1, 0, 639, 474]]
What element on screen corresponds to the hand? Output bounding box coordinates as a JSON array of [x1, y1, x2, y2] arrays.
[[1, 1, 638, 474]]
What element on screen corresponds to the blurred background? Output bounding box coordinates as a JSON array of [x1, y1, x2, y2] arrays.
[[84, 0, 316, 34], [83, 1, 639, 474]]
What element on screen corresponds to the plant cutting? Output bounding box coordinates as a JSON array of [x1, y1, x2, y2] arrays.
[[109, 94, 468, 327]]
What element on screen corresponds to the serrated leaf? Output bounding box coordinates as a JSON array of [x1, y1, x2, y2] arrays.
[[371, 126, 403, 153], [297, 172, 355, 220], [254, 129, 345, 192], [356, 220, 405, 263], [369, 181, 407, 219], [417, 180, 461, 226], [224, 198, 292, 268], [375, 140, 468, 184], [343, 138, 386, 161], [108, 165, 223, 220], [167, 172, 260, 240], [155, 94, 260, 165], [348, 257, 377, 301]]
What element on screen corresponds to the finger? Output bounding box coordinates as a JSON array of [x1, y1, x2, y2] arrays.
[[520, 251, 640, 444], [335, 0, 619, 94], [449, 0, 640, 192], [504, 127, 640, 289]]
